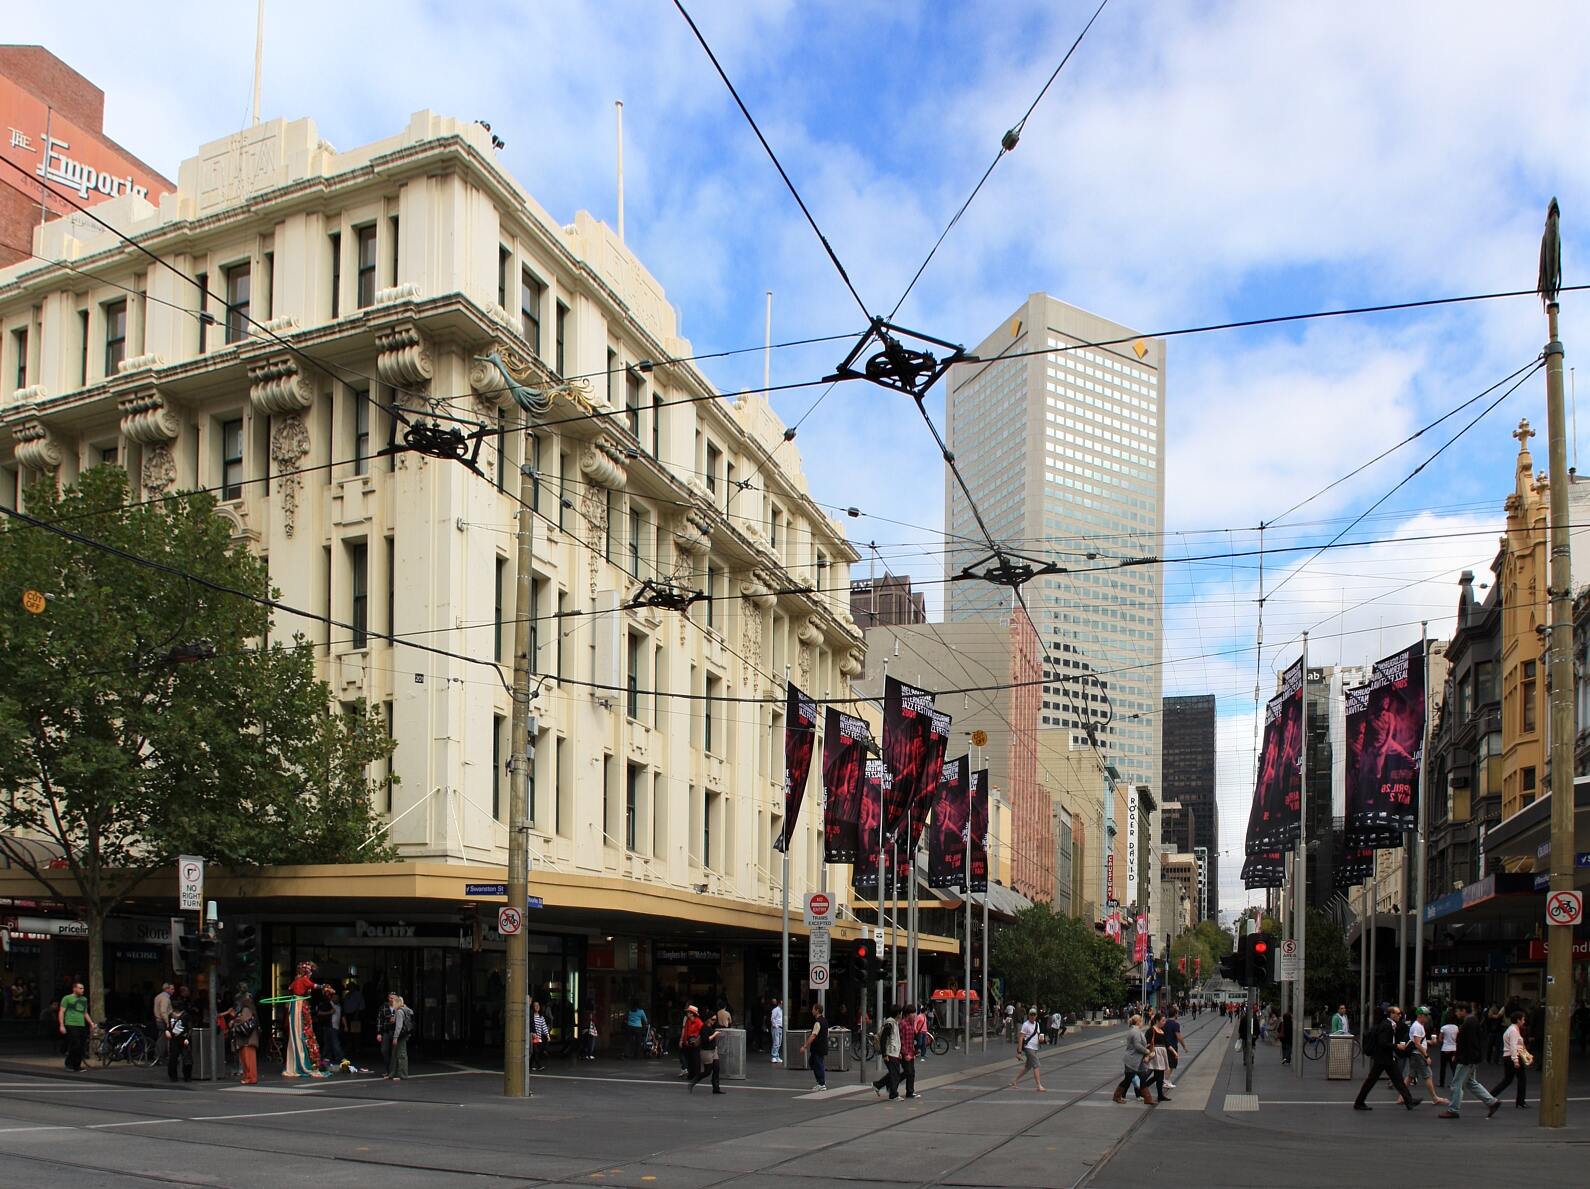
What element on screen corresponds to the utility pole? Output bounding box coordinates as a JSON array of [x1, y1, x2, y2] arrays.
[[502, 366, 550, 1099], [1538, 198, 1574, 1129], [1296, 632, 1308, 1080]]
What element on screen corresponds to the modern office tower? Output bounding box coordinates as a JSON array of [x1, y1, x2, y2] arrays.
[[1163, 694, 1217, 920]]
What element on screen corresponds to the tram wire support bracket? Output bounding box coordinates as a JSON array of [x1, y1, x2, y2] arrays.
[[825, 318, 967, 398]]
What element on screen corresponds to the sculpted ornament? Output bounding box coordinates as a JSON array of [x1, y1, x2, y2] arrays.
[[376, 323, 435, 392], [270, 414, 311, 538], [142, 442, 176, 497], [118, 389, 180, 445], [12, 420, 63, 472], [248, 356, 316, 416]]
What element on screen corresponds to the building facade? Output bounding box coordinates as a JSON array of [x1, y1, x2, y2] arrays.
[[0, 111, 881, 1045], [0, 45, 172, 271], [850, 573, 926, 627], [1161, 694, 1218, 920]]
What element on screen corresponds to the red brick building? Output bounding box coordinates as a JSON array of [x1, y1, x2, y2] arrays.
[[0, 45, 172, 269]]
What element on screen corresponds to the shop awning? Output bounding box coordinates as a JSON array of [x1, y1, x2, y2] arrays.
[[1421, 872, 1541, 925], [1482, 774, 1590, 863]]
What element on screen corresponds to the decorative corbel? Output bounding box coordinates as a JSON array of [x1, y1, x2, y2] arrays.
[[12, 419, 63, 472], [375, 323, 434, 392], [117, 388, 180, 445], [579, 437, 629, 490], [248, 355, 317, 416], [670, 505, 714, 560]]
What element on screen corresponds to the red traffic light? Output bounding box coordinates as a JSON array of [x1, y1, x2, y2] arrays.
[[1253, 941, 1269, 954], [856, 943, 870, 958]]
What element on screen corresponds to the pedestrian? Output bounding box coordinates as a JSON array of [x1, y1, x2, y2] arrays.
[[57, 980, 94, 1072], [383, 992, 412, 1081], [770, 997, 784, 1064], [317, 985, 345, 1068], [166, 994, 194, 1082], [1439, 1002, 1500, 1119], [1489, 1011, 1530, 1109], [1483, 1004, 1504, 1063], [1280, 1009, 1294, 1065], [1113, 1013, 1152, 1105], [342, 980, 365, 1056], [897, 1002, 921, 1099], [801, 1001, 829, 1090], [1437, 1010, 1460, 1088], [1388, 1005, 1413, 1098], [376, 993, 393, 1072], [913, 1004, 931, 1063], [624, 1000, 648, 1060], [1162, 1005, 1184, 1090], [1407, 1006, 1449, 1107], [1049, 1007, 1065, 1045], [530, 999, 550, 1071], [872, 1003, 903, 1099], [152, 980, 174, 1063], [680, 1004, 704, 1088], [1004, 1001, 1015, 1042], [283, 962, 327, 1079], [231, 993, 261, 1085], [1330, 1002, 1350, 1035], [581, 1004, 599, 1060], [690, 1003, 727, 1095], [1353, 1002, 1418, 1111]]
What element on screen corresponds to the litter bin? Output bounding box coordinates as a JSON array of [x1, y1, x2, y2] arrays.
[[828, 1027, 851, 1072], [1327, 1033, 1355, 1080], [189, 1027, 218, 1081], [716, 1027, 747, 1080], [787, 1029, 811, 1069]]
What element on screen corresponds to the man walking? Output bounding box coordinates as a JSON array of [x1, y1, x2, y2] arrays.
[[770, 997, 784, 1064], [152, 981, 174, 1063], [871, 1004, 903, 1100], [1009, 1006, 1047, 1092], [1440, 1002, 1500, 1119], [1407, 1006, 1449, 1108], [1353, 1002, 1418, 1111], [801, 1002, 829, 1091], [58, 980, 94, 1071]]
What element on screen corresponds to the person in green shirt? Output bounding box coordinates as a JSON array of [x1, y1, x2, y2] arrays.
[[1331, 1004, 1350, 1035], [58, 981, 95, 1071]]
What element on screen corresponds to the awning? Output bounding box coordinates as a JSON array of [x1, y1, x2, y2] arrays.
[[930, 989, 979, 1001], [1483, 774, 1590, 862], [1421, 872, 1541, 925]]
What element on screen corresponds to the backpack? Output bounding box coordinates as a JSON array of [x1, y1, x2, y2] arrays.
[[231, 1012, 259, 1042], [1362, 1020, 1381, 1059], [876, 1018, 896, 1052], [393, 1006, 413, 1039]]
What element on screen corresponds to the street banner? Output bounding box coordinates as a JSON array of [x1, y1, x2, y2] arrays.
[[1194, 956, 1201, 979], [1178, 956, 1186, 974], [1242, 849, 1285, 889], [908, 708, 953, 854], [774, 683, 818, 852], [1133, 915, 1148, 963], [1348, 642, 1425, 846], [1106, 911, 1122, 944], [852, 758, 895, 897], [821, 708, 870, 863], [1334, 842, 1376, 889], [851, 824, 902, 900], [882, 676, 935, 840], [968, 768, 989, 893], [928, 755, 970, 888], [1246, 658, 1304, 854]]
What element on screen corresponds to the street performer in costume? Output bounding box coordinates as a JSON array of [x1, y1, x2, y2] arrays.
[[282, 961, 328, 1078]]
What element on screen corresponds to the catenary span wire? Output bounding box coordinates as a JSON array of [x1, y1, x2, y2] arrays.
[[670, 0, 872, 321], [1265, 357, 1546, 528], [889, 0, 1111, 320], [1263, 358, 1542, 606]]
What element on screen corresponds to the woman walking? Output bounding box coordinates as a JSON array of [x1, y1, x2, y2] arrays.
[[232, 994, 261, 1085], [1490, 1011, 1530, 1108], [691, 1001, 729, 1094], [1144, 1016, 1170, 1102], [383, 993, 413, 1081], [1113, 1013, 1155, 1105], [680, 1004, 704, 1089]]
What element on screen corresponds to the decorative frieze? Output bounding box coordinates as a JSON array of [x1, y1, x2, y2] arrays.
[[116, 353, 163, 375], [270, 414, 311, 538]]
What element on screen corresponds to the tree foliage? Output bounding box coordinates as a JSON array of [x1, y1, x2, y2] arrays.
[[0, 468, 395, 1015], [991, 903, 1130, 1010]]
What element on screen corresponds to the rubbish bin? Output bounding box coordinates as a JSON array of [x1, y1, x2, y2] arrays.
[[716, 1028, 747, 1080], [828, 1027, 851, 1072], [1327, 1033, 1355, 1080], [190, 1027, 218, 1081], [787, 1029, 811, 1070]]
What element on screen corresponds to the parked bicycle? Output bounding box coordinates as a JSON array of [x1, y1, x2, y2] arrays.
[[1302, 1028, 1360, 1061], [93, 1022, 159, 1068]]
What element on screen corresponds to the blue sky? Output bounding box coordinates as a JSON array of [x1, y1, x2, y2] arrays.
[[15, 0, 1590, 913]]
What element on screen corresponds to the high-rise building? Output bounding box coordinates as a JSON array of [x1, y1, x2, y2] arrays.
[[850, 573, 927, 627], [1162, 694, 1217, 920], [945, 293, 1166, 821]]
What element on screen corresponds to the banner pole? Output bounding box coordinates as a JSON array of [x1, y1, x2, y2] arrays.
[[1297, 632, 1308, 1081], [981, 875, 989, 1053], [819, 683, 829, 1016], [1414, 623, 1429, 1011], [963, 768, 972, 1055], [780, 668, 791, 1067]]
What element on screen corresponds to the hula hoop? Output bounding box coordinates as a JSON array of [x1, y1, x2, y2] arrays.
[[258, 994, 308, 1005]]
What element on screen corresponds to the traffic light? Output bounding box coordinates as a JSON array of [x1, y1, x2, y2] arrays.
[[175, 930, 217, 975], [851, 942, 871, 982], [234, 924, 260, 978], [1240, 932, 1275, 986], [1219, 948, 1242, 984]]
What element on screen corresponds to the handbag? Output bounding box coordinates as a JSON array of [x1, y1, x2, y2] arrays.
[[1520, 1047, 1534, 1068]]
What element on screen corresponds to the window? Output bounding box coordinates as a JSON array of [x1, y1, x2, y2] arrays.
[[353, 390, 371, 475], [220, 418, 244, 501], [1523, 766, 1537, 792], [627, 631, 643, 719], [706, 563, 721, 630], [556, 736, 569, 837], [603, 755, 614, 845], [705, 442, 721, 493], [78, 309, 89, 384], [495, 557, 508, 662], [263, 251, 274, 321], [651, 393, 662, 458], [628, 508, 642, 577], [8, 326, 26, 392], [224, 262, 251, 344], [530, 577, 545, 674], [356, 225, 377, 308], [329, 232, 342, 317], [606, 348, 617, 406], [528, 431, 542, 512], [520, 268, 543, 354], [1523, 660, 1537, 732], [705, 789, 719, 868], [705, 674, 721, 754], [556, 591, 569, 679], [626, 764, 641, 851], [388, 215, 400, 285], [385, 536, 395, 637], [555, 301, 569, 376], [495, 408, 508, 492], [349, 542, 369, 649], [498, 246, 511, 309], [100, 445, 118, 466], [493, 714, 506, 820], [558, 450, 571, 531], [605, 489, 618, 563], [195, 272, 209, 353], [104, 299, 127, 375], [626, 369, 642, 438]]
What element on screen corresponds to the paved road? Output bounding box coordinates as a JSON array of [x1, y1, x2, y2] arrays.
[[0, 1014, 1582, 1187]]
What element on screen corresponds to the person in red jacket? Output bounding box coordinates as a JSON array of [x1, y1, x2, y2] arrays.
[[679, 1005, 704, 1089]]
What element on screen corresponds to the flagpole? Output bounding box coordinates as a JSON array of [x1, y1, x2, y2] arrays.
[[1297, 633, 1308, 1081], [876, 662, 887, 1080], [963, 764, 972, 1054], [780, 667, 791, 1067], [819, 684, 829, 1016]]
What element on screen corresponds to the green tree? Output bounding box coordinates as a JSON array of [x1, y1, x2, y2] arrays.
[[1301, 907, 1352, 1023], [991, 903, 1123, 1011], [0, 468, 395, 1017]]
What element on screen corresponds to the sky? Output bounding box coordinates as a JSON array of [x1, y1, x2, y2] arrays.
[[13, 0, 1590, 917]]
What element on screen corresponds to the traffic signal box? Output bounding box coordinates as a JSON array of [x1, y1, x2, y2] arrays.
[[1220, 932, 1277, 988]]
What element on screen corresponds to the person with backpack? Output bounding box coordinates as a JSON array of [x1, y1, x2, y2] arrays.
[[871, 1004, 903, 1099], [165, 993, 195, 1083], [801, 1001, 830, 1091], [383, 992, 413, 1081], [1353, 1002, 1418, 1111], [230, 993, 261, 1085], [1440, 1001, 1501, 1119]]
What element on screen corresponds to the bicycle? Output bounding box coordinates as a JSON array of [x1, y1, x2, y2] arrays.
[[848, 1031, 878, 1062], [1302, 1029, 1360, 1061], [95, 1022, 158, 1067]]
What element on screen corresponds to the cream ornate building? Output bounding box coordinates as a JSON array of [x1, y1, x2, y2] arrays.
[[0, 112, 879, 1043]]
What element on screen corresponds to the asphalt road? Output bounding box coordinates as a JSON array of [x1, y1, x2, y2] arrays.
[[0, 1014, 1581, 1188]]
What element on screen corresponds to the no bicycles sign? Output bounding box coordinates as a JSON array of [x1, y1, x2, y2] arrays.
[[1546, 889, 1583, 928]]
